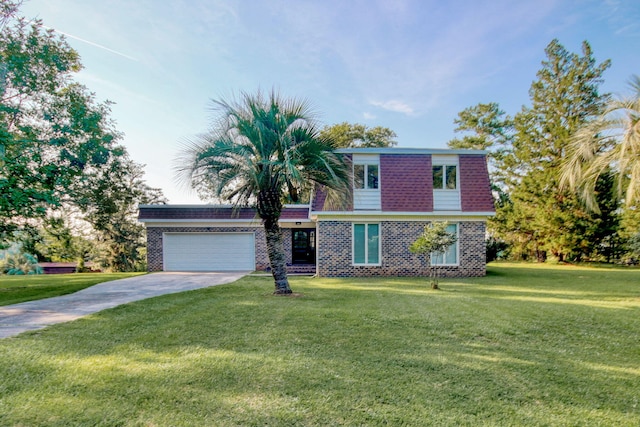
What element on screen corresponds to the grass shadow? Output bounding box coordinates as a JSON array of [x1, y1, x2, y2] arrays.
[[0, 265, 639, 425]]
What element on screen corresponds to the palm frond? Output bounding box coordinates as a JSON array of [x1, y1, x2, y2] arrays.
[[561, 74, 640, 212], [174, 89, 350, 209]]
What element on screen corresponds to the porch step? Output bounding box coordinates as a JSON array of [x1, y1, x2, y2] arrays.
[[265, 264, 316, 275], [288, 264, 317, 275]]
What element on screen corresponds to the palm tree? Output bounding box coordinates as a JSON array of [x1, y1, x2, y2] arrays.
[[561, 75, 640, 212], [177, 90, 350, 294]]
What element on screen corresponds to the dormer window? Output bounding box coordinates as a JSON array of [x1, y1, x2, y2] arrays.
[[433, 165, 457, 190], [354, 164, 379, 189], [432, 155, 460, 210], [353, 154, 381, 210]]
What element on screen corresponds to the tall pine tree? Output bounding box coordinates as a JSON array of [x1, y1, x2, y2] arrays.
[[499, 39, 615, 261]]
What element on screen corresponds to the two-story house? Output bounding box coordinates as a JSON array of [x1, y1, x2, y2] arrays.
[[138, 148, 495, 277]]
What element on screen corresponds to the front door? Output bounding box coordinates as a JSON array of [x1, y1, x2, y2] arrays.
[[292, 229, 316, 264]]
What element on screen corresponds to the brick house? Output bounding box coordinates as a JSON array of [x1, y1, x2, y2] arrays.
[[139, 148, 495, 277]]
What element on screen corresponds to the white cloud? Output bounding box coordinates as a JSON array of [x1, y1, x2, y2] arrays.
[[370, 100, 415, 115], [363, 112, 376, 120]]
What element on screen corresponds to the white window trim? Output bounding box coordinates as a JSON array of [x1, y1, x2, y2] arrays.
[[352, 222, 382, 266], [354, 163, 380, 190], [430, 223, 459, 266], [432, 164, 459, 191]]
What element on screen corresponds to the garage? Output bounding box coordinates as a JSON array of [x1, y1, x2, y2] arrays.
[[162, 232, 255, 271]]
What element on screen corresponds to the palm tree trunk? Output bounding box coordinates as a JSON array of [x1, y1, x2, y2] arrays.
[[263, 218, 291, 294], [257, 189, 291, 294]]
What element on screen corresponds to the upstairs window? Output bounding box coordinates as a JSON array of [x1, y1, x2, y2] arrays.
[[354, 164, 379, 189], [433, 165, 457, 190]]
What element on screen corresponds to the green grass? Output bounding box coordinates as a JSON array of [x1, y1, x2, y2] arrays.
[[0, 263, 638, 426], [0, 273, 145, 306]]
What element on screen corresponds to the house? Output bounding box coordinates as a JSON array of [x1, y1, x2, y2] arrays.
[[138, 148, 495, 277], [38, 262, 77, 274], [37, 262, 100, 274]]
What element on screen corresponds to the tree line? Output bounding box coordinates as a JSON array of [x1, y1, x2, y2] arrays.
[[449, 39, 639, 263], [2, 0, 637, 282], [0, 0, 164, 273], [320, 40, 640, 265]]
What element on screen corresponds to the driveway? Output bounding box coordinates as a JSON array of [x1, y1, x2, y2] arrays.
[[0, 272, 248, 339]]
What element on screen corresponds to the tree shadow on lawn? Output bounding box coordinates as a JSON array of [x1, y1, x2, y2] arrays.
[[297, 274, 640, 312], [1, 309, 638, 426], [1, 274, 639, 424]]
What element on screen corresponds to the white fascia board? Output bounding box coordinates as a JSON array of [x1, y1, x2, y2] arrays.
[[310, 211, 495, 221], [138, 203, 311, 209], [138, 204, 236, 209], [278, 219, 315, 225], [142, 220, 261, 228], [283, 204, 311, 208], [336, 148, 489, 156], [281, 222, 317, 229], [140, 219, 316, 227]]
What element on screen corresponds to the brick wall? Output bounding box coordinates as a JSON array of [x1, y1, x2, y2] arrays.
[[146, 226, 291, 272], [147, 221, 487, 276], [317, 220, 486, 277]]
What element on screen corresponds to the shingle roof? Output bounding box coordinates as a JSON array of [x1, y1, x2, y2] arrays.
[[138, 205, 311, 221]]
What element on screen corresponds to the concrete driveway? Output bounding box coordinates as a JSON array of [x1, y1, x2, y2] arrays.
[[0, 272, 248, 339]]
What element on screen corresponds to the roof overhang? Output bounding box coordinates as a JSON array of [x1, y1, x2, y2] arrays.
[[310, 211, 495, 221], [335, 148, 489, 155]]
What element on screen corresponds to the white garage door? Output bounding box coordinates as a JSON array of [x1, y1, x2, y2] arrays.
[[163, 233, 255, 271]]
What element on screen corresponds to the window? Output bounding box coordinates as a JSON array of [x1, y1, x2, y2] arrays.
[[354, 164, 379, 189], [431, 224, 458, 265], [353, 223, 380, 265], [432, 165, 457, 190]]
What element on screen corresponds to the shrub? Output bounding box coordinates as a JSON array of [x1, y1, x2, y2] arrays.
[[0, 247, 43, 275], [486, 237, 509, 262]]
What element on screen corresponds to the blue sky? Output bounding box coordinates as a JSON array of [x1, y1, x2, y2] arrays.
[[21, 0, 640, 204]]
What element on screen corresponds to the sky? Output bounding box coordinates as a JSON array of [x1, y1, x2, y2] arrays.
[[20, 0, 640, 204]]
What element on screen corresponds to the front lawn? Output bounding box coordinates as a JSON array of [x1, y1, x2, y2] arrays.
[[0, 263, 638, 426], [0, 273, 145, 306]]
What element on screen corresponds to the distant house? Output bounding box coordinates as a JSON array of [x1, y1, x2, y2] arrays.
[[38, 262, 78, 274], [38, 262, 100, 274], [138, 148, 495, 277]]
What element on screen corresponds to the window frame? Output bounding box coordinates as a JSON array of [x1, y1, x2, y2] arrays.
[[432, 164, 458, 190], [354, 163, 379, 190], [352, 222, 381, 266], [430, 223, 459, 266]]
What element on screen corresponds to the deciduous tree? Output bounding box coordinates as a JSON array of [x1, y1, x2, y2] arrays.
[[409, 222, 457, 289], [73, 154, 166, 271], [319, 122, 397, 148], [0, 1, 121, 241]]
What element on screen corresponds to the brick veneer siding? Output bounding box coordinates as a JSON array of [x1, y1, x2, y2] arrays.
[[380, 154, 433, 211], [459, 155, 495, 212], [146, 226, 293, 272], [317, 220, 486, 277]]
